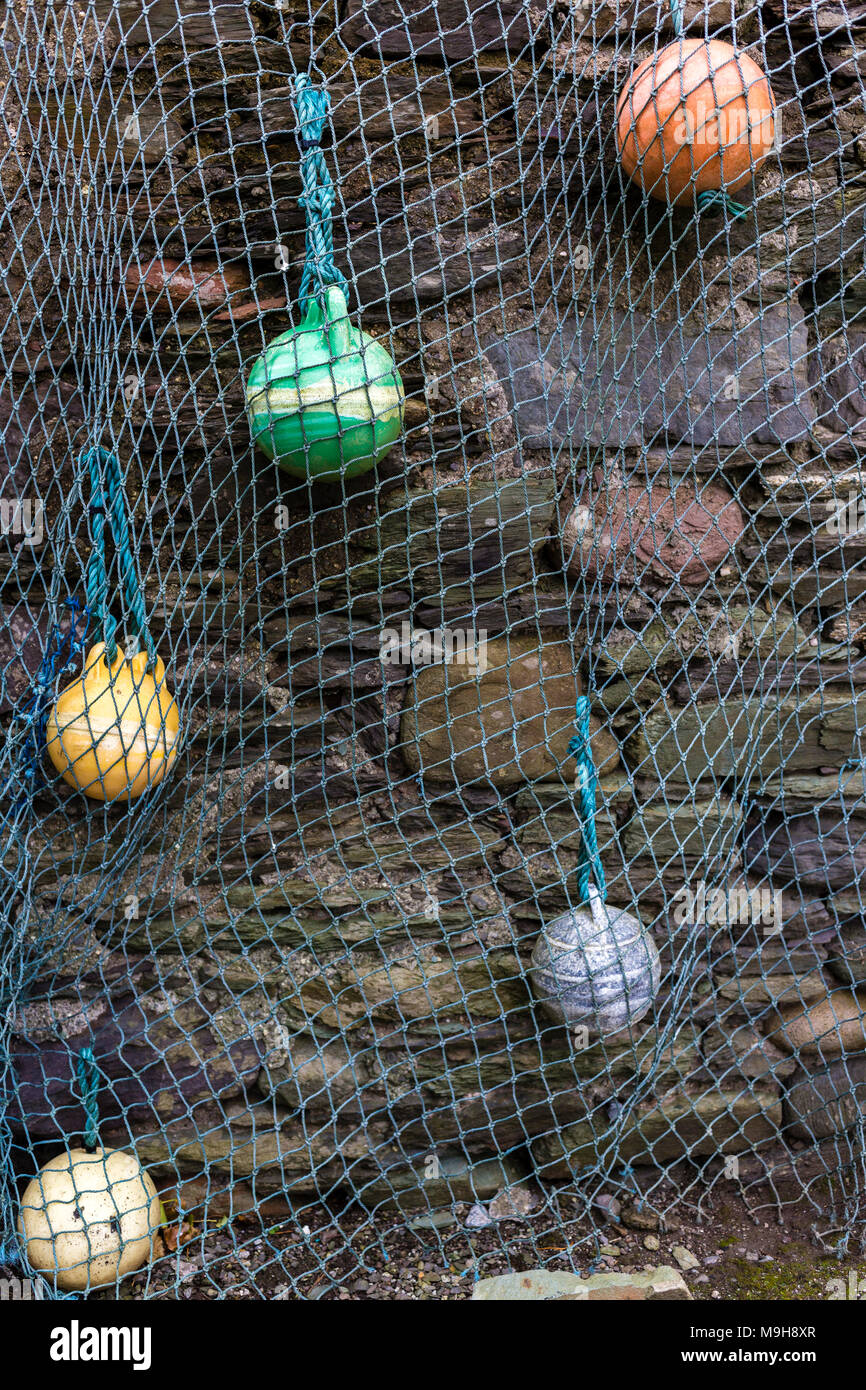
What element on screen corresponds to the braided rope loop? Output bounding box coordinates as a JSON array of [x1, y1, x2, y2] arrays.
[[77, 1047, 100, 1154], [81, 447, 155, 666], [293, 74, 350, 315], [568, 696, 607, 902]]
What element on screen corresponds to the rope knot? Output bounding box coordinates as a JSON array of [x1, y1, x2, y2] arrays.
[[292, 73, 331, 152], [292, 73, 350, 314]]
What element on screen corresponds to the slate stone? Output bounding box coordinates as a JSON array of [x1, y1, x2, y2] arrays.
[[9, 985, 262, 1141], [356, 1149, 527, 1214], [342, 0, 548, 61], [531, 1087, 782, 1175], [827, 923, 866, 987], [484, 301, 814, 450], [400, 635, 583, 786], [472, 1266, 691, 1300], [784, 1057, 866, 1141], [745, 810, 866, 892], [0, 604, 89, 713], [809, 328, 866, 434]]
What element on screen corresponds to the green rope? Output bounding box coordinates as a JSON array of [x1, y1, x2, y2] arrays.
[[666, 0, 749, 222], [568, 696, 606, 903], [81, 446, 156, 667], [293, 74, 349, 315], [76, 1047, 100, 1154]]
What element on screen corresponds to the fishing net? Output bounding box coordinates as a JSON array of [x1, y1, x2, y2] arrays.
[[2, 0, 866, 1298]]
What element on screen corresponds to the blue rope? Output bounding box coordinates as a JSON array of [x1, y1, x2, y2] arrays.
[[665, 0, 749, 222], [568, 696, 606, 902], [76, 1047, 100, 1153], [81, 446, 155, 666], [9, 598, 90, 808], [0, 600, 92, 1278], [292, 74, 350, 315]]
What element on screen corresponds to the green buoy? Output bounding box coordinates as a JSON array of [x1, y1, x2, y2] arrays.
[[246, 285, 404, 481]]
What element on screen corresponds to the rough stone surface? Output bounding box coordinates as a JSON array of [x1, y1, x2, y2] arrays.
[[784, 1058, 866, 1141], [769, 988, 866, 1058], [472, 1266, 691, 1300], [400, 636, 584, 785], [485, 302, 814, 450], [827, 924, 866, 987], [562, 470, 744, 588], [531, 1088, 782, 1177]]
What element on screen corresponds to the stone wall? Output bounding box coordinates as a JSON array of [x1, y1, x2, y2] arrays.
[[5, 0, 866, 1223]]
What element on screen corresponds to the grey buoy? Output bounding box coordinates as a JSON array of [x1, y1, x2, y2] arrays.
[[530, 883, 661, 1036]]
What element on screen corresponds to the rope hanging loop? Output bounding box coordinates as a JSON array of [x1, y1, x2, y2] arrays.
[[615, 3, 777, 222], [16, 1048, 162, 1293], [43, 447, 180, 804], [528, 698, 661, 1038], [245, 72, 405, 482]]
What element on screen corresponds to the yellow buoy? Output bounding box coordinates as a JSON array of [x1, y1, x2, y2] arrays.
[[45, 641, 180, 802], [18, 1147, 161, 1291]]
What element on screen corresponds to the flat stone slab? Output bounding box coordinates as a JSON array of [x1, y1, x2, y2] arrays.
[[472, 1266, 692, 1300], [484, 301, 814, 450]]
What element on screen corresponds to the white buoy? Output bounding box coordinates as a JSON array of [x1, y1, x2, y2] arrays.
[[530, 883, 661, 1036], [18, 1146, 161, 1291]]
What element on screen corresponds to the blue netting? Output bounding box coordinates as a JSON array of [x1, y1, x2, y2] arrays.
[[2, 0, 866, 1298]]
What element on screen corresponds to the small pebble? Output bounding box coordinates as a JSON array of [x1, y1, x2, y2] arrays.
[[465, 1203, 494, 1229], [643, 1234, 660, 1251], [594, 1194, 622, 1222], [621, 1205, 659, 1232], [673, 1246, 700, 1272]]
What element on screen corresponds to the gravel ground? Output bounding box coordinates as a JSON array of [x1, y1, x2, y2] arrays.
[[78, 1173, 866, 1301], [6, 1155, 865, 1302]]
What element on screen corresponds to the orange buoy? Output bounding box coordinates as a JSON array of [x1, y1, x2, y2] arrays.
[[45, 642, 180, 802], [617, 39, 776, 206]]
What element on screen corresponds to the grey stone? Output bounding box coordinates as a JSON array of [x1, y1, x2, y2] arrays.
[[827, 923, 866, 987], [784, 1057, 866, 1141], [488, 1183, 541, 1221], [484, 301, 814, 451], [810, 329, 866, 433], [357, 1150, 527, 1215], [532, 1087, 782, 1177], [465, 1203, 494, 1229], [472, 1266, 691, 1301], [256, 1030, 363, 1112]]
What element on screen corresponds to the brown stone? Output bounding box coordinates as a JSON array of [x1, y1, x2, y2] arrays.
[[400, 636, 588, 785], [123, 257, 249, 314], [769, 987, 866, 1057], [561, 468, 744, 588]]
